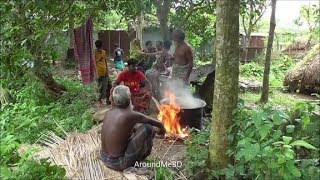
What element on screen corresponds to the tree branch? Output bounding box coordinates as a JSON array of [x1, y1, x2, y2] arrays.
[[177, 0, 206, 28]]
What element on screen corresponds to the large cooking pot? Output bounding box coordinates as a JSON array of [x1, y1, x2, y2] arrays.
[[160, 97, 206, 130]]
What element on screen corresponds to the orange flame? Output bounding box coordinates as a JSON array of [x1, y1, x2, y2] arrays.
[[157, 91, 188, 138]]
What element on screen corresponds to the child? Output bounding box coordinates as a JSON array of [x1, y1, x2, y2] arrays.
[[113, 44, 125, 70]]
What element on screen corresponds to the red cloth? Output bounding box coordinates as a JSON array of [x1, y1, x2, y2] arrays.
[[116, 70, 145, 93], [73, 18, 96, 84]]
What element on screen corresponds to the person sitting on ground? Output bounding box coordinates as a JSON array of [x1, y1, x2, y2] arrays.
[[100, 85, 166, 171], [95, 40, 111, 106], [110, 58, 153, 113], [113, 44, 125, 70], [145, 41, 174, 99]]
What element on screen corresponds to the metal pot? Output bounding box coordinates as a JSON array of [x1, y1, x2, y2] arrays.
[[160, 97, 206, 130]]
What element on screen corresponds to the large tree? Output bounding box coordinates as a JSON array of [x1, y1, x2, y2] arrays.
[[260, 0, 277, 103], [208, 0, 240, 169]]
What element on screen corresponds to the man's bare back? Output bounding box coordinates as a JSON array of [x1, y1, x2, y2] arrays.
[[101, 107, 165, 158]]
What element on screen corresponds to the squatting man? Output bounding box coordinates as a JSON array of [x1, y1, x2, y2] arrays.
[[100, 85, 166, 171]]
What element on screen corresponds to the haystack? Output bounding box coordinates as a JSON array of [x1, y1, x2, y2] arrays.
[[284, 44, 320, 93], [19, 124, 187, 180], [282, 40, 311, 53]]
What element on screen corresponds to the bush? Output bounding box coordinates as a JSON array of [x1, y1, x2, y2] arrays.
[[185, 99, 320, 179], [240, 62, 264, 78], [0, 74, 96, 179]]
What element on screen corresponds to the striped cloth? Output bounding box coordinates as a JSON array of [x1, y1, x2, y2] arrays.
[[74, 18, 96, 84], [171, 63, 189, 81]]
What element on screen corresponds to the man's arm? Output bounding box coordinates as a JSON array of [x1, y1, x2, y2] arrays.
[[141, 79, 152, 90], [113, 72, 123, 87], [185, 47, 194, 81], [135, 113, 166, 135]]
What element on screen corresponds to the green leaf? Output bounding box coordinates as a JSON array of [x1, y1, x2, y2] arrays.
[[0, 166, 11, 178], [235, 150, 245, 160], [272, 130, 282, 140], [273, 112, 282, 125], [302, 115, 311, 129], [252, 111, 263, 128], [284, 149, 295, 159], [277, 155, 286, 164], [282, 136, 292, 145], [259, 124, 272, 140], [243, 143, 260, 162], [290, 140, 316, 150], [285, 125, 295, 133], [286, 162, 301, 177]]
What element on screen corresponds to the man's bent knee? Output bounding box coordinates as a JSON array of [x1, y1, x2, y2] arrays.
[[143, 124, 153, 136]]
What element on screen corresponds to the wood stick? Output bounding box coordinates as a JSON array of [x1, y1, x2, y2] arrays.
[[151, 96, 161, 111]]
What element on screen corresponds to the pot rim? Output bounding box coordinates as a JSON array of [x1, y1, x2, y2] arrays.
[[160, 97, 206, 109]]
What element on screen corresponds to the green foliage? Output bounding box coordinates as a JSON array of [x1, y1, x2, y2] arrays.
[[240, 0, 267, 39], [240, 62, 264, 78], [155, 167, 174, 180], [173, 10, 217, 49], [240, 55, 296, 89], [184, 128, 210, 177], [185, 100, 320, 179], [1, 75, 95, 144], [295, 4, 320, 44], [1, 76, 96, 179], [94, 10, 128, 31], [225, 100, 319, 179], [1, 158, 67, 180], [1, 134, 66, 179]]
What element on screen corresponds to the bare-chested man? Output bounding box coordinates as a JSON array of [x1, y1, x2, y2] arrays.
[[100, 85, 166, 171], [171, 29, 194, 83]]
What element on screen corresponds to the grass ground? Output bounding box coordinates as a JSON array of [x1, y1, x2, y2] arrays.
[[239, 91, 311, 108]]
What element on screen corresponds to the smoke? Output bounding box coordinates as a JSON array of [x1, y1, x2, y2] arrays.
[[161, 79, 205, 109]]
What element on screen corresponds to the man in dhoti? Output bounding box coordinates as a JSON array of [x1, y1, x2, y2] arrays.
[[171, 29, 194, 84], [100, 85, 165, 171]]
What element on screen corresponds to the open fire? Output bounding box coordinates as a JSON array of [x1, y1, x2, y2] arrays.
[[157, 91, 189, 139]]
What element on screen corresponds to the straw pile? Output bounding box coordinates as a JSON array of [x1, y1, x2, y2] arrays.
[[19, 124, 187, 180], [284, 44, 320, 93], [19, 125, 146, 180], [282, 40, 310, 53]]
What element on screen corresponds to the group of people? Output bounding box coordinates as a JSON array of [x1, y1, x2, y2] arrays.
[[95, 29, 194, 171]]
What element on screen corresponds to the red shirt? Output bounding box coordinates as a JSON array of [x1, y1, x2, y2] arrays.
[[116, 70, 145, 93]]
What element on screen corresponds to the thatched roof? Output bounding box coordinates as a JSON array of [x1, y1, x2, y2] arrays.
[[284, 44, 320, 93]]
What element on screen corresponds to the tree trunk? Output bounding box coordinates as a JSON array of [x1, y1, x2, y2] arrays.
[[208, 0, 240, 170], [260, 0, 277, 103], [243, 33, 251, 62], [135, 15, 144, 47], [34, 62, 67, 96], [64, 16, 76, 69], [155, 0, 171, 41]]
